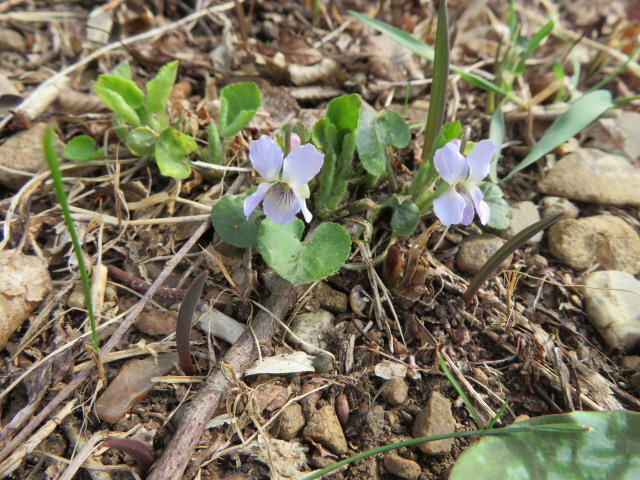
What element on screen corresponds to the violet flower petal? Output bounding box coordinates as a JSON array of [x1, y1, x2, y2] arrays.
[[243, 182, 272, 218], [433, 187, 466, 226], [467, 184, 491, 225], [466, 139, 496, 183], [262, 183, 302, 225], [434, 141, 468, 185], [296, 195, 313, 223], [249, 136, 283, 181], [290, 133, 301, 151], [459, 188, 476, 226], [281, 144, 324, 187]]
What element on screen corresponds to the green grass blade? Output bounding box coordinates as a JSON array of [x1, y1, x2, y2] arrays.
[[43, 126, 99, 354], [302, 422, 587, 480], [349, 11, 511, 99], [463, 212, 566, 306], [502, 90, 613, 181], [421, 0, 449, 164], [439, 356, 483, 429]]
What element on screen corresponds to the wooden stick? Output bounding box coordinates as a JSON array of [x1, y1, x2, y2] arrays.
[[147, 278, 303, 480]]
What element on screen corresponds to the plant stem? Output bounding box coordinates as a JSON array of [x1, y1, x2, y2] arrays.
[[43, 126, 100, 353]]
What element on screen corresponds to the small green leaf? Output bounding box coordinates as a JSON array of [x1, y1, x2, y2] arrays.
[[258, 219, 351, 284], [356, 109, 386, 176], [113, 61, 132, 80], [503, 90, 613, 181], [219, 82, 261, 138], [377, 110, 410, 148], [146, 60, 179, 117], [95, 75, 144, 108], [211, 195, 261, 248], [389, 196, 420, 237], [94, 84, 141, 126], [479, 182, 510, 229], [155, 128, 197, 179], [450, 411, 640, 480], [126, 127, 158, 156], [326, 94, 361, 135], [62, 135, 104, 161]]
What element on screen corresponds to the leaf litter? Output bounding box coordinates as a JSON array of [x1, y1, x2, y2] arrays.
[[1, 0, 640, 479]]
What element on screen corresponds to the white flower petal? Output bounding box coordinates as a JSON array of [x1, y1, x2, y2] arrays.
[[467, 139, 496, 183], [282, 144, 324, 187], [249, 136, 283, 181], [433, 187, 466, 226], [289, 133, 301, 151], [243, 182, 272, 218], [262, 183, 302, 225], [296, 195, 313, 223], [467, 184, 491, 225], [459, 190, 476, 226], [434, 141, 468, 185]]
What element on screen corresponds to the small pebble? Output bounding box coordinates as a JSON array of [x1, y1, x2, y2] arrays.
[[455, 234, 512, 275], [383, 454, 421, 480], [271, 403, 305, 441], [381, 377, 409, 406], [412, 391, 455, 455], [303, 405, 348, 454]]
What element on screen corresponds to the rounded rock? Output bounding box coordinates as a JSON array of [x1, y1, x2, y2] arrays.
[[455, 234, 512, 275], [381, 377, 409, 406], [383, 454, 421, 480], [412, 391, 455, 455]]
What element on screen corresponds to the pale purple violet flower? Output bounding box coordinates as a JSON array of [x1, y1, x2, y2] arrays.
[[243, 134, 324, 225], [433, 139, 497, 226]]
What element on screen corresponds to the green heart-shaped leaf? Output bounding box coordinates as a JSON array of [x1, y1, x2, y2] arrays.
[[479, 182, 510, 230], [219, 82, 261, 138], [62, 135, 104, 161], [155, 128, 197, 179], [211, 195, 261, 248], [450, 411, 640, 480], [258, 219, 351, 284], [389, 196, 420, 237]]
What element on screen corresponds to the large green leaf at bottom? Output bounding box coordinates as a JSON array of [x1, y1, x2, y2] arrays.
[[258, 219, 351, 284], [211, 195, 261, 248], [450, 411, 640, 480]]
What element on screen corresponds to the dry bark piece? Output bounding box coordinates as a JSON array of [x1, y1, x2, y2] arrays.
[[95, 353, 178, 423], [0, 250, 51, 350]]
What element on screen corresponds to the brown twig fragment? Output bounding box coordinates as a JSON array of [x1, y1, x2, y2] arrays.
[[147, 278, 304, 480]]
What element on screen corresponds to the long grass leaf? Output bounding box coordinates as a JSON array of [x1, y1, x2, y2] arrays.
[[349, 11, 509, 98], [502, 90, 613, 181], [43, 126, 100, 354], [422, 0, 449, 163], [176, 270, 208, 375], [463, 212, 566, 306]]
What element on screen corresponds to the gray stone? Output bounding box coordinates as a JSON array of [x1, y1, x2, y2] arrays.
[[287, 309, 334, 354], [583, 111, 640, 161], [412, 391, 456, 455], [537, 149, 640, 207], [303, 405, 348, 454], [0, 123, 64, 190], [496, 201, 542, 245], [548, 216, 640, 274], [578, 271, 640, 349], [539, 196, 579, 219], [455, 234, 512, 275], [271, 403, 305, 441], [383, 454, 421, 480], [381, 377, 409, 406]]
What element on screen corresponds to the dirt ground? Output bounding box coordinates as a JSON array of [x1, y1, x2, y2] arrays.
[[1, 0, 640, 479]]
